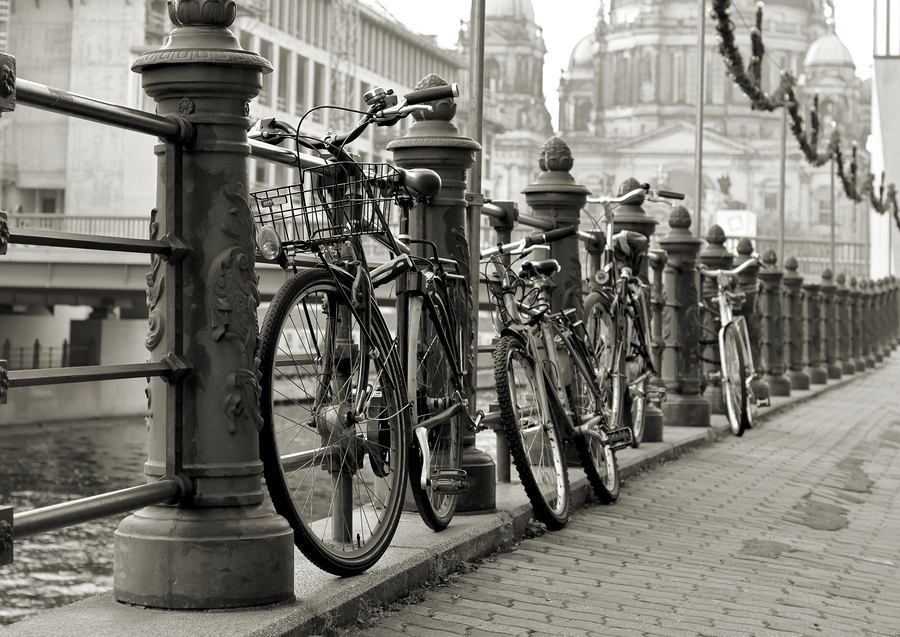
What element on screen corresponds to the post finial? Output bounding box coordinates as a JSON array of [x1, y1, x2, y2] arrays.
[[168, 0, 237, 28]]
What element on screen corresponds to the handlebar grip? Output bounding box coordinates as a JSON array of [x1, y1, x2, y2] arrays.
[[403, 83, 460, 105], [525, 225, 577, 247], [657, 189, 685, 200]]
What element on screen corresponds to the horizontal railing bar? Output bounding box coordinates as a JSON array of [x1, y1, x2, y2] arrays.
[[518, 214, 554, 231], [249, 139, 327, 169], [8, 228, 170, 254], [9, 362, 172, 387], [13, 479, 182, 539], [18, 79, 186, 142]]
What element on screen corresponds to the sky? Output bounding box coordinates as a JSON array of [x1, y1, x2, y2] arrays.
[[372, 0, 875, 130]]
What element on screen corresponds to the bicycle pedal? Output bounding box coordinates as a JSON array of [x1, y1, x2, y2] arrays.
[[707, 371, 722, 382], [606, 426, 633, 452], [647, 386, 667, 403], [430, 469, 469, 494], [756, 396, 771, 408]]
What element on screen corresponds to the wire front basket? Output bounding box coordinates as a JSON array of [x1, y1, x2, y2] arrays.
[[251, 162, 399, 259]]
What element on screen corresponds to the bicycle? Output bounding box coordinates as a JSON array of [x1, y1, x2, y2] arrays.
[[249, 82, 480, 576], [698, 257, 769, 436], [482, 226, 634, 529], [580, 184, 674, 448]]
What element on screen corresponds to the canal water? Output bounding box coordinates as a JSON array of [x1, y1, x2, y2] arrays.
[[0, 419, 147, 626]]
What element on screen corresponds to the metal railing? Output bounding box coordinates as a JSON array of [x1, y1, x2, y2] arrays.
[[8, 213, 148, 240], [725, 235, 869, 280]]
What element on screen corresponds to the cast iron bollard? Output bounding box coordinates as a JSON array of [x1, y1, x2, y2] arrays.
[[759, 250, 790, 395], [820, 270, 842, 380], [849, 277, 865, 372], [647, 249, 667, 441], [0, 505, 11, 566], [783, 257, 810, 390], [658, 206, 710, 426], [803, 275, 828, 385], [609, 177, 661, 442], [878, 278, 892, 359], [872, 280, 885, 363], [522, 136, 590, 317], [892, 277, 900, 348], [836, 273, 856, 375], [862, 280, 877, 368], [118, 1, 295, 608], [699, 225, 733, 414], [733, 238, 770, 402], [387, 74, 495, 513]]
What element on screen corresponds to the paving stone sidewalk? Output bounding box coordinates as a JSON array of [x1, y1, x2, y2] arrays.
[[345, 358, 900, 637]]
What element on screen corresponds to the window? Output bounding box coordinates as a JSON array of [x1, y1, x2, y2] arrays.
[[818, 198, 832, 225], [259, 39, 273, 106], [313, 62, 326, 123], [295, 55, 308, 117], [277, 47, 290, 112], [764, 193, 778, 212]]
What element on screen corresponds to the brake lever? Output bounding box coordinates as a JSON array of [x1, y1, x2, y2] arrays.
[[374, 104, 432, 125]]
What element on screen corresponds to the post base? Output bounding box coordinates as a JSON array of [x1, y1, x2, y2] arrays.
[[705, 385, 727, 415], [788, 369, 810, 391], [764, 373, 791, 396], [750, 377, 770, 402], [826, 363, 843, 380], [114, 503, 294, 609], [662, 394, 710, 427], [841, 361, 856, 375], [456, 444, 496, 513], [643, 404, 664, 443], [808, 365, 829, 385]]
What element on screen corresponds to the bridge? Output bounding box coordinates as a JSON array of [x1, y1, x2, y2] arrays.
[[1, 1, 899, 635]]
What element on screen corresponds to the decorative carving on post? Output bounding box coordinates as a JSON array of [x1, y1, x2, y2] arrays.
[[522, 136, 591, 317], [119, 1, 293, 610], [835, 274, 855, 375], [849, 277, 865, 371], [759, 250, 790, 395], [647, 249, 667, 441], [0, 507, 12, 566], [0, 359, 7, 405], [0, 210, 8, 256], [699, 225, 733, 414], [783, 257, 809, 390], [658, 206, 709, 426], [733, 238, 769, 401], [819, 270, 842, 379], [387, 74, 494, 513], [803, 275, 827, 384], [0, 52, 16, 115]]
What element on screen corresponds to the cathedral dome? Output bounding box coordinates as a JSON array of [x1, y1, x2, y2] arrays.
[[568, 32, 597, 70], [804, 30, 855, 70], [486, 0, 535, 22]]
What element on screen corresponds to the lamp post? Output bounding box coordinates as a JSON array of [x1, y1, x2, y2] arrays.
[[694, 0, 706, 238]]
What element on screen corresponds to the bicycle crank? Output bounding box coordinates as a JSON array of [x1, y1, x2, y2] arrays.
[[577, 423, 633, 452], [429, 469, 469, 495]]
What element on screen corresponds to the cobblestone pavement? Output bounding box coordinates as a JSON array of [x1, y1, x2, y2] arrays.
[[344, 358, 900, 636]]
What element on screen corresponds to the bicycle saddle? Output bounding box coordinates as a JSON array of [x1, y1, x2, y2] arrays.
[[396, 167, 442, 198], [520, 259, 560, 278]]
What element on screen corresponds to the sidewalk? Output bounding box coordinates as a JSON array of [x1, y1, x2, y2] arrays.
[[4, 359, 889, 637]]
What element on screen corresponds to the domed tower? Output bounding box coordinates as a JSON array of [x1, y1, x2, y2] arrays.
[[559, 31, 599, 133], [481, 0, 553, 134], [801, 27, 867, 140]]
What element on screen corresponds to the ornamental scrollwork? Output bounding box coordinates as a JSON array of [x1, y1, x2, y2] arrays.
[[145, 210, 165, 351], [0, 362, 8, 405], [167, 0, 236, 28], [0, 210, 8, 255], [207, 184, 263, 433]]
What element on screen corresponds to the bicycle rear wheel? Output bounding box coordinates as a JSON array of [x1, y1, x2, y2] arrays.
[[257, 268, 409, 575], [721, 322, 748, 437], [565, 336, 620, 504], [624, 311, 648, 448], [494, 335, 570, 529], [583, 292, 625, 432], [404, 291, 463, 531]]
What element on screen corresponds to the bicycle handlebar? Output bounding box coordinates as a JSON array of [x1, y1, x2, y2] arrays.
[[698, 255, 760, 279], [480, 225, 577, 259], [403, 83, 460, 105]]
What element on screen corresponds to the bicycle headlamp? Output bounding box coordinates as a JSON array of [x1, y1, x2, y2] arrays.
[[257, 225, 282, 262]]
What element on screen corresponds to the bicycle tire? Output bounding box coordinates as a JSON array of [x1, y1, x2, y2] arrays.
[[721, 322, 748, 437], [624, 311, 648, 448], [564, 334, 621, 504], [583, 292, 625, 432], [404, 290, 463, 531], [257, 268, 409, 575], [493, 334, 570, 529]]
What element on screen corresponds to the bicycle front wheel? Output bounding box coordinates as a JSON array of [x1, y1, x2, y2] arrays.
[[624, 312, 648, 448], [721, 322, 748, 437], [257, 268, 409, 575], [565, 337, 620, 504], [583, 292, 625, 432], [405, 292, 463, 531], [494, 335, 570, 529]]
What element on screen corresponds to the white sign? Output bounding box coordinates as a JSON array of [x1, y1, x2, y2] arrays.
[[715, 209, 758, 238]]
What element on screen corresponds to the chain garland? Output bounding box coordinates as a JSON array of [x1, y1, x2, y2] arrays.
[[711, 0, 900, 226]]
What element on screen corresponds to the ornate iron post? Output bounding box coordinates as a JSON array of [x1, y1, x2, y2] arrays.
[[733, 238, 769, 401], [759, 250, 790, 395], [820, 270, 842, 379], [522, 137, 591, 317], [803, 275, 827, 384], [118, 1, 294, 608], [863, 280, 877, 368], [836, 273, 855, 375], [849, 277, 864, 371], [783, 257, 809, 390], [646, 249, 667, 442], [386, 74, 494, 513], [872, 279, 885, 363], [658, 207, 709, 427], [699, 225, 733, 414], [877, 279, 890, 360]]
